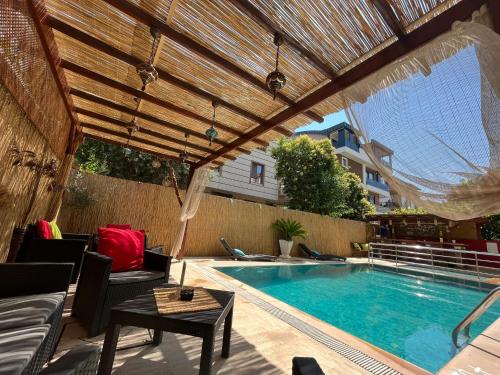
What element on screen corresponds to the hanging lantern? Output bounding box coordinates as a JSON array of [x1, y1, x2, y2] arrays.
[[136, 28, 161, 90], [179, 133, 190, 162], [136, 62, 158, 91], [126, 118, 139, 137], [266, 33, 286, 100], [205, 101, 219, 146], [151, 157, 161, 169]]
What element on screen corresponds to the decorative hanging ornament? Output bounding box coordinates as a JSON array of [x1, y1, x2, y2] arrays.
[[136, 27, 161, 90], [266, 32, 286, 100], [151, 157, 161, 169], [205, 101, 219, 146], [126, 118, 139, 138], [179, 133, 190, 163]]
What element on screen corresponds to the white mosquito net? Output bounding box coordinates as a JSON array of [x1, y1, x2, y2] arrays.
[[170, 166, 211, 258], [344, 6, 500, 221]]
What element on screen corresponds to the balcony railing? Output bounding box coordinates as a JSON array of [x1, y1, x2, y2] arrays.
[[368, 242, 500, 281], [366, 178, 389, 191]]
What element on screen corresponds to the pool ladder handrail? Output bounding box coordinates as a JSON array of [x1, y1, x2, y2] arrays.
[[452, 286, 500, 348]]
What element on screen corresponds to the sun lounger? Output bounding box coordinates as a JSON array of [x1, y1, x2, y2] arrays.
[[299, 243, 346, 261], [220, 238, 277, 261]]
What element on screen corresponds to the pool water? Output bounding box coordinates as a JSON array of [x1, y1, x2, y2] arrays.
[[216, 264, 500, 373]]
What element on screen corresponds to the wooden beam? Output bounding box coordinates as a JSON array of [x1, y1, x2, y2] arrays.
[[83, 132, 204, 165], [487, 0, 500, 33], [69, 88, 250, 155], [228, 0, 336, 79], [26, 0, 81, 153], [45, 16, 292, 136], [75, 108, 236, 160], [102, 0, 324, 124], [60, 60, 271, 146], [84, 132, 224, 167], [372, 0, 406, 39], [80, 122, 209, 159], [195, 0, 485, 167]]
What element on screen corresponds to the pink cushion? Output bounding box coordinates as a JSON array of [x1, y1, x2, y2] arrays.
[[106, 224, 132, 230], [36, 220, 52, 239], [97, 228, 144, 272]]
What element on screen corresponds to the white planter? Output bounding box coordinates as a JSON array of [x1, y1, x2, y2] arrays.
[[279, 239, 293, 258]]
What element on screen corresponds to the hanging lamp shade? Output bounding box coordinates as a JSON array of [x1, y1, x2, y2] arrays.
[[136, 27, 161, 90], [136, 62, 158, 90], [266, 71, 286, 100], [266, 32, 286, 100], [179, 133, 190, 162], [205, 101, 219, 146], [205, 127, 218, 145], [151, 158, 161, 168]]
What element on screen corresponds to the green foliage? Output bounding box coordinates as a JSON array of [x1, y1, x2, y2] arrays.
[[271, 136, 375, 219], [481, 215, 500, 240], [65, 171, 96, 209], [75, 138, 190, 188], [389, 206, 427, 215], [271, 218, 307, 241], [340, 172, 376, 220]]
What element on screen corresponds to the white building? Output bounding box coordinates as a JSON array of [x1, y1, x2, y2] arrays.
[[206, 148, 282, 205], [206, 122, 401, 212], [295, 122, 398, 212]]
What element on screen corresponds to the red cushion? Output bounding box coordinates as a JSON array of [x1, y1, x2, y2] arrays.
[[106, 224, 132, 230], [36, 220, 52, 239], [97, 228, 144, 272]]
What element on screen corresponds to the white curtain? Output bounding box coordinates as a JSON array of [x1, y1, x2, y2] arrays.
[[342, 5, 500, 220], [170, 166, 211, 258]]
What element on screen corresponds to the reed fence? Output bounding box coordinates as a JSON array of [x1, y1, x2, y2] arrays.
[[59, 172, 367, 257]]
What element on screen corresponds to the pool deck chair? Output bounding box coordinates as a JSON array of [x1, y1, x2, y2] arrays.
[[220, 238, 277, 262], [299, 243, 346, 261]]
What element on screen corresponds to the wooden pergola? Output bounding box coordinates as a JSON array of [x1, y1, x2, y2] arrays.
[[22, 0, 496, 174]]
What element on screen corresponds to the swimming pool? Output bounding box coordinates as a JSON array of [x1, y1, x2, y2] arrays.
[[216, 264, 500, 373]]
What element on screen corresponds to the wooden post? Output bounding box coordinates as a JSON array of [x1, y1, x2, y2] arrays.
[[46, 128, 83, 221], [176, 166, 196, 260], [45, 152, 75, 221]]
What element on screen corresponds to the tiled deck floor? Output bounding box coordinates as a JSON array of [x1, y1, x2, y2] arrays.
[[55, 258, 498, 374]]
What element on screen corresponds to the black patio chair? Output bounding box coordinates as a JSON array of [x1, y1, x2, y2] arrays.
[[14, 224, 90, 283], [0, 263, 73, 375], [72, 235, 172, 337], [220, 237, 277, 261], [299, 243, 346, 261], [292, 357, 325, 375]]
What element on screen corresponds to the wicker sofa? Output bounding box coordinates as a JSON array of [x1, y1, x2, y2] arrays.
[[72, 236, 172, 337], [15, 224, 90, 283], [0, 263, 73, 375]]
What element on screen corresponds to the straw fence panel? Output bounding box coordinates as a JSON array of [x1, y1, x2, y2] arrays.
[[0, 84, 61, 261], [58, 172, 367, 257], [1, 0, 72, 159]]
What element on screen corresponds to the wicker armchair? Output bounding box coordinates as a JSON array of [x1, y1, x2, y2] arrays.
[[15, 224, 90, 283], [0, 263, 73, 375], [72, 239, 172, 337]]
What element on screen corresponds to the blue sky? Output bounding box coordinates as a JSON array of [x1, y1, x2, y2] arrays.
[[294, 110, 349, 132], [292, 45, 492, 191]]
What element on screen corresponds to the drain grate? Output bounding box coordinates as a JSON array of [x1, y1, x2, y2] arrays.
[[192, 264, 402, 375]]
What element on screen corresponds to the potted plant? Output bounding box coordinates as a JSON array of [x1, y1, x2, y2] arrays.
[[271, 218, 307, 258]]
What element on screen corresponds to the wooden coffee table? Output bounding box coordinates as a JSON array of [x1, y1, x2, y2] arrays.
[[97, 284, 234, 375]]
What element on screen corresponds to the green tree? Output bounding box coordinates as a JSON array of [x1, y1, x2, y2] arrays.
[[271, 136, 374, 219], [389, 206, 427, 215], [340, 172, 376, 220], [75, 138, 190, 188], [481, 215, 500, 240]]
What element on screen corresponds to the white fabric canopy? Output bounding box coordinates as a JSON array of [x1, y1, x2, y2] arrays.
[[343, 6, 500, 220], [170, 166, 211, 258]]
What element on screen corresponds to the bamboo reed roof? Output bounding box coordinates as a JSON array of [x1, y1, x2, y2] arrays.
[[36, 0, 487, 168]]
